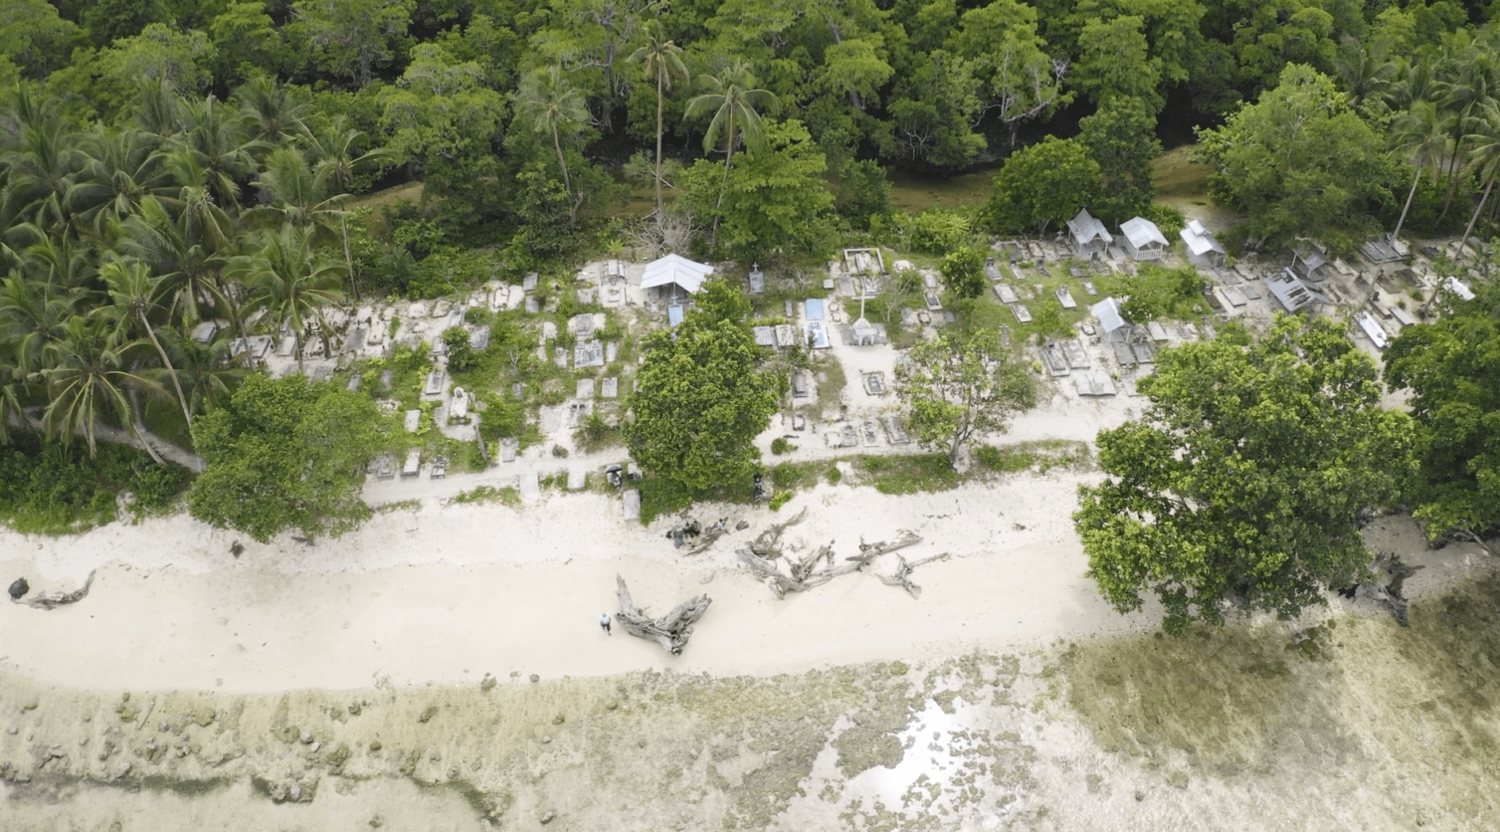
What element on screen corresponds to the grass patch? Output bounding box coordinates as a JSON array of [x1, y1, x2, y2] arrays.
[[374, 499, 422, 514], [771, 461, 822, 491], [887, 166, 998, 213], [637, 474, 758, 526], [974, 439, 1092, 474], [0, 437, 194, 534], [812, 353, 848, 416], [450, 485, 521, 509], [851, 453, 960, 495]]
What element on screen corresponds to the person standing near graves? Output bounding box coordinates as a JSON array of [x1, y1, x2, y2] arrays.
[[599, 612, 612, 635]]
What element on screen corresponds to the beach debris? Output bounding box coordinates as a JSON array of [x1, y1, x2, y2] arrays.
[[614, 574, 711, 655], [8, 578, 28, 600], [1350, 552, 1425, 628], [683, 518, 730, 555], [746, 508, 807, 559], [737, 529, 927, 599], [876, 552, 952, 599], [17, 571, 95, 610]]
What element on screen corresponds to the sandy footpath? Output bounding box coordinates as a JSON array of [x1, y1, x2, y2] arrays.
[[0, 472, 1160, 694]]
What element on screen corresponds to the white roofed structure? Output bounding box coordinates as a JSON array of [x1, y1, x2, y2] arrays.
[[1091, 297, 1129, 336], [641, 254, 714, 296], [1180, 219, 1226, 267], [1067, 208, 1113, 257], [1119, 217, 1169, 260]]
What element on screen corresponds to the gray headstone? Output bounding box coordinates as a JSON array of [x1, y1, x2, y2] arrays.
[[525, 297, 540, 314], [576, 378, 595, 399], [623, 489, 641, 522], [404, 409, 421, 432], [500, 438, 518, 462], [519, 471, 540, 501], [567, 465, 586, 490], [601, 377, 618, 398]]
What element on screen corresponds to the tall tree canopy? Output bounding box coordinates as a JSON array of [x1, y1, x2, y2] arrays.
[[624, 293, 777, 495], [190, 373, 401, 542], [1075, 315, 1416, 634], [1195, 64, 1391, 249], [1384, 281, 1500, 555]]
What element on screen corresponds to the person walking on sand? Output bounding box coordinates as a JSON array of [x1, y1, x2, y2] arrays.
[[600, 612, 612, 636]]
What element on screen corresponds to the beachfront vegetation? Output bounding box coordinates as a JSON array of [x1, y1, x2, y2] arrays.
[[624, 285, 777, 499], [1385, 276, 1500, 557], [189, 373, 402, 542], [1074, 316, 1418, 635], [1, 0, 1500, 541], [894, 329, 1035, 469]]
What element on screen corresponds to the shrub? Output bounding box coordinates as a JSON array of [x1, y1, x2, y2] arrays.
[[826, 466, 842, 485], [770, 437, 798, 455], [768, 491, 792, 511]]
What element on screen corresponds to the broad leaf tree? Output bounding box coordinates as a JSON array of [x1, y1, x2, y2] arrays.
[[1074, 315, 1417, 634], [190, 373, 401, 542], [677, 119, 833, 258], [624, 307, 777, 495], [1195, 64, 1388, 249], [984, 136, 1103, 235], [894, 329, 1035, 469], [1384, 283, 1500, 555]]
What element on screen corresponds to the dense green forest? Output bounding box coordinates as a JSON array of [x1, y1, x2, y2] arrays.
[[3, 0, 1500, 545]]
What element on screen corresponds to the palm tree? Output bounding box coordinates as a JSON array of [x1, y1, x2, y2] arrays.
[[1435, 40, 1498, 213], [0, 83, 84, 237], [1458, 98, 1500, 256], [118, 196, 231, 329], [1335, 35, 1396, 109], [304, 116, 400, 196], [0, 272, 78, 378], [171, 94, 263, 211], [97, 258, 193, 427], [513, 66, 590, 213], [232, 224, 345, 369], [39, 315, 164, 462], [233, 75, 310, 151], [685, 61, 780, 251], [1389, 100, 1448, 242], [66, 126, 178, 240], [158, 326, 244, 415], [629, 24, 689, 225]]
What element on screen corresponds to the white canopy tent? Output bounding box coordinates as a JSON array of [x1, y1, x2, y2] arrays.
[[641, 254, 714, 297]]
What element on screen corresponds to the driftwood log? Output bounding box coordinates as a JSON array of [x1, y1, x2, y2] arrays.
[[683, 518, 730, 556], [1355, 553, 1424, 627], [746, 508, 807, 559], [878, 552, 952, 599], [615, 574, 711, 655], [15, 571, 95, 610], [737, 530, 927, 599]]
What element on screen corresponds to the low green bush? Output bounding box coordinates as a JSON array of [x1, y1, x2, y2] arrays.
[[0, 438, 193, 534]]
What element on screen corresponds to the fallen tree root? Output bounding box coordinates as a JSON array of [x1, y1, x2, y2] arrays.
[[878, 552, 951, 599], [614, 574, 711, 655], [746, 508, 807, 559], [17, 571, 96, 610], [737, 530, 927, 599]]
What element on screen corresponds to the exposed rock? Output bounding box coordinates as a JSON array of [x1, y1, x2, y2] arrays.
[[193, 706, 216, 727], [8, 578, 28, 600], [540, 811, 557, 825], [300, 730, 314, 744], [348, 701, 362, 716], [418, 706, 437, 723], [369, 740, 382, 752], [480, 674, 497, 692], [735, 520, 750, 531], [529, 674, 540, 683]]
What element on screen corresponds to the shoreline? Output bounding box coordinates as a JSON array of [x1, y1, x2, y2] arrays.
[[0, 470, 1490, 696]]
